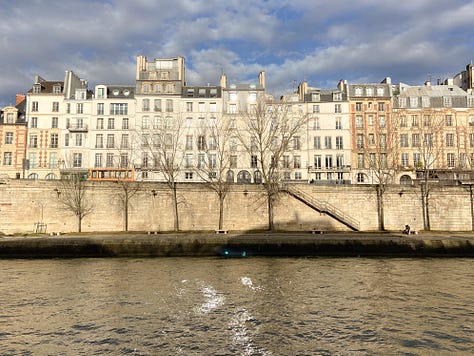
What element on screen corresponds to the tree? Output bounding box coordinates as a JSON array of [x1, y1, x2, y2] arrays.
[[361, 113, 400, 230], [138, 115, 185, 231], [193, 115, 233, 230], [55, 173, 94, 232], [236, 99, 308, 230]]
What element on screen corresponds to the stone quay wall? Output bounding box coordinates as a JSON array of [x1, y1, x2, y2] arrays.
[[0, 180, 472, 234]]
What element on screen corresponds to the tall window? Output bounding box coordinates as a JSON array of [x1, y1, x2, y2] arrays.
[[3, 152, 12, 165], [31, 101, 38, 112], [121, 134, 129, 149], [107, 118, 115, 129], [314, 155, 321, 169], [197, 135, 206, 150], [97, 103, 104, 115], [325, 155, 332, 168], [357, 153, 364, 168], [31, 117, 38, 128], [52, 102, 59, 112], [97, 118, 104, 129], [154, 99, 162, 111], [166, 99, 173, 112], [324, 136, 332, 149], [95, 153, 102, 168], [335, 136, 343, 149], [445, 115, 453, 126], [447, 153, 455, 167], [356, 134, 364, 149], [334, 104, 341, 113], [378, 102, 385, 111], [335, 117, 342, 129], [401, 153, 409, 166], [5, 132, 13, 144], [294, 156, 301, 169], [122, 118, 129, 129], [412, 134, 420, 147], [50, 133, 58, 148], [293, 136, 301, 150], [29, 134, 38, 148], [142, 99, 150, 111], [73, 153, 82, 168], [313, 136, 321, 149], [356, 116, 363, 128], [446, 133, 454, 147], [96, 134, 103, 148], [251, 155, 258, 168], [106, 153, 114, 167], [51, 117, 58, 128], [107, 134, 115, 148], [75, 133, 82, 146], [77, 103, 83, 114], [400, 134, 408, 147], [336, 155, 344, 168]]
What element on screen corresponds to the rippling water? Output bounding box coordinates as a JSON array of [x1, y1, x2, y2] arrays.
[[0, 257, 473, 355]]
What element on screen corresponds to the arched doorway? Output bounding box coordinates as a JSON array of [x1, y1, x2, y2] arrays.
[[28, 173, 39, 180], [254, 171, 262, 183], [400, 175, 412, 186], [226, 170, 234, 183], [237, 170, 251, 183]]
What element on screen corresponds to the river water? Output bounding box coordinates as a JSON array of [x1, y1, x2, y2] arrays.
[[0, 257, 473, 355]]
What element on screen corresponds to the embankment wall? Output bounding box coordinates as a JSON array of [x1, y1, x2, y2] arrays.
[[0, 180, 471, 234]]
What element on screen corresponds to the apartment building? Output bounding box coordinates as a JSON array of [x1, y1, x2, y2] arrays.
[[0, 95, 27, 179], [298, 81, 351, 184], [393, 82, 474, 184]]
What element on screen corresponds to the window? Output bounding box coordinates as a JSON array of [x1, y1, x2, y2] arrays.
[[447, 153, 455, 167], [325, 155, 332, 168], [51, 117, 58, 128], [400, 115, 407, 127], [400, 134, 408, 147], [166, 84, 174, 94], [411, 115, 419, 127], [96, 134, 103, 148], [294, 156, 301, 169], [121, 134, 129, 149], [356, 102, 362, 111], [33, 85, 41, 94], [368, 115, 374, 126], [31, 117, 38, 128], [77, 103, 83, 114], [142, 116, 150, 129], [356, 116, 363, 128], [199, 102, 205, 112], [185, 172, 193, 180], [185, 135, 193, 150], [3, 152, 12, 165], [75, 133, 82, 146], [106, 153, 114, 167], [107, 134, 115, 148], [470, 133, 474, 148], [336, 136, 343, 149], [210, 102, 217, 112], [49, 153, 58, 169], [97, 88, 105, 99], [50, 133, 58, 148], [122, 118, 129, 129], [166, 99, 173, 112], [444, 96, 452, 107], [230, 155, 237, 168], [152, 99, 161, 112], [155, 84, 162, 94], [376, 87, 384, 96], [313, 105, 320, 113], [32, 101, 38, 112], [29, 153, 37, 169], [209, 136, 216, 150], [52, 102, 59, 112], [197, 135, 206, 150], [107, 118, 115, 129], [142, 99, 150, 111], [357, 153, 364, 168], [336, 155, 344, 169], [411, 133, 420, 147], [335, 117, 342, 130], [64, 133, 69, 147], [96, 103, 104, 115], [66, 103, 70, 114], [314, 155, 321, 169], [283, 155, 290, 169], [186, 102, 193, 112], [73, 153, 82, 168], [445, 115, 452, 126], [446, 133, 454, 147], [424, 133, 433, 147], [5, 132, 13, 144], [95, 153, 102, 168], [197, 153, 205, 168], [378, 102, 385, 111], [313, 118, 320, 130], [110, 103, 128, 115], [294, 172, 302, 180], [368, 133, 375, 145], [354, 88, 362, 96], [209, 153, 217, 168], [6, 113, 13, 123], [379, 116, 386, 128], [251, 155, 258, 168], [401, 153, 409, 167], [120, 154, 128, 168], [229, 104, 237, 114], [293, 136, 301, 150], [334, 104, 341, 113], [185, 154, 193, 168], [413, 153, 421, 167], [29, 134, 38, 148], [97, 118, 104, 129], [423, 115, 431, 127], [356, 134, 364, 149], [357, 173, 365, 183], [379, 134, 386, 148], [324, 136, 332, 149]]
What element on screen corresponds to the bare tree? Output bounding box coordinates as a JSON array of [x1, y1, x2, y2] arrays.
[[236, 99, 308, 230], [361, 113, 400, 230], [193, 115, 233, 230], [138, 115, 185, 231], [55, 172, 94, 232]]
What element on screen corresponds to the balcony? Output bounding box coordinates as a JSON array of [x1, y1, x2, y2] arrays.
[[67, 123, 88, 132]]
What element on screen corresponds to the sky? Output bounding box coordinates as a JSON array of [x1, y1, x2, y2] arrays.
[[1, 0, 474, 107]]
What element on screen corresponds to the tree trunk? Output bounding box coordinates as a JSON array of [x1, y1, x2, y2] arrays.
[[470, 186, 474, 231], [124, 194, 129, 231], [421, 184, 430, 231], [78, 216, 82, 233], [218, 194, 224, 230], [172, 184, 179, 231], [267, 194, 274, 231], [376, 185, 385, 231]]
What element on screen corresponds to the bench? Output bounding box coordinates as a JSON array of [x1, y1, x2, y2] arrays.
[[215, 230, 228, 234]]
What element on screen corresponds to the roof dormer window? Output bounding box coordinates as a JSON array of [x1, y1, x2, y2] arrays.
[[53, 84, 62, 94], [32, 84, 41, 94]]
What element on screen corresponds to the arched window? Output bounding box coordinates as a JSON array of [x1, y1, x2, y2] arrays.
[[400, 175, 412, 186], [28, 173, 39, 180], [45, 173, 57, 180], [254, 171, 262, 183], [226, 170, 234, 183], [237, 170, 251, 183]]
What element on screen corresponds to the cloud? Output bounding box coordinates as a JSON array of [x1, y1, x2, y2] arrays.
[[0, 0, 473, 107]]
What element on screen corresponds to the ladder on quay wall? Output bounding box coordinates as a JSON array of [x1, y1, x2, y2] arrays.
[[281, 185, 360, 231]]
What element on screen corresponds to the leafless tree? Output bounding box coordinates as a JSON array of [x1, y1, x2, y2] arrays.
[[361, 113, 400, 230], [138, 115, 185, 231], [193, 115, 233, 230], [55, 172, 94, 232], [236, 99, 308, 230]]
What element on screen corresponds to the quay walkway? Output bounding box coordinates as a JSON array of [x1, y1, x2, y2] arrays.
[[0, 231, 473, 258]]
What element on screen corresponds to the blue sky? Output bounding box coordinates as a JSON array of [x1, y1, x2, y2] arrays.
[[1, 0, 474, 106]]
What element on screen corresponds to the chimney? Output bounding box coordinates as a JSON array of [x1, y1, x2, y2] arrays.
[[259, 71, 266, 89], [220, 73, 227, 88]]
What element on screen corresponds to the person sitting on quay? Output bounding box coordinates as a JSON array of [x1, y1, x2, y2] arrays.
[[403, 225, 411, 235]]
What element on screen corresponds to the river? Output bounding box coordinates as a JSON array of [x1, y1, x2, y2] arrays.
[[0, 257, 472, 355]]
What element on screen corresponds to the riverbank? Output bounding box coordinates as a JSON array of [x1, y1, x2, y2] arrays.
[[0, 231, 473, 258]]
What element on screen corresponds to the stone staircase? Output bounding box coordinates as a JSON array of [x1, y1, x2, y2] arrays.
[[281, 185, 360, 231]]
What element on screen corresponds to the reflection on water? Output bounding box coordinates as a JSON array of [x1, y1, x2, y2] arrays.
[[0, 257, 473, 355]]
